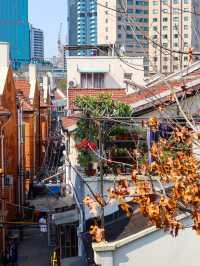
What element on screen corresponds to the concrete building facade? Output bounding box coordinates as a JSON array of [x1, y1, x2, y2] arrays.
[[66, 56, 145, 92], [67, 0, 149, 60], [0, 0, 30, 68], [149, 0, 200, 74], [30, 26, 44, 62]]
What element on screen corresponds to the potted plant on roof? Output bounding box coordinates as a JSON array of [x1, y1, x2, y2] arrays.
[[76, 139, 98, 176]]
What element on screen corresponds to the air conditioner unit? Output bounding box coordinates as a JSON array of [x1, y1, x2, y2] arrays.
[[68, 79, 77, 88]]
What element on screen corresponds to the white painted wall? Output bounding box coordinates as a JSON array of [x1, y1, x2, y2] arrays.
[[83, 177, 119, 220], [0, 42, 9, 68], [93, 216, 200, 266], [0, 42, 9, 94], [29, 64, 37, 99], [66, 56, 145, 92]]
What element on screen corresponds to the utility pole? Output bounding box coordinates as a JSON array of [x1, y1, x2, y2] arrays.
[[38, 88, 41, 168], [99, 121, 104, 233]]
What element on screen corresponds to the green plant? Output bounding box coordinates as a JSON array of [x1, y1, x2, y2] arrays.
[[74, 94, 136, 171]]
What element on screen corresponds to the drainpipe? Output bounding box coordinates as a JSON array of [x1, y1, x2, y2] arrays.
[[17, 109, 21, 211], [0, 115, 11, 254], [20, 104, 24, 210], [1, 132, 5, 253], [33, 112, 36, 177]]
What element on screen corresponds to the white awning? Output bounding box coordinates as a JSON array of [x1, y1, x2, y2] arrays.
[[77, 65, 110, 73]]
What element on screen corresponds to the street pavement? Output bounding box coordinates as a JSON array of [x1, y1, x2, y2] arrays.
[[18, 226, 53, 266]]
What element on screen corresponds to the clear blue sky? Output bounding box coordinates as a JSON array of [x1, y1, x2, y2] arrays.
[[29, 0, 67, 58]]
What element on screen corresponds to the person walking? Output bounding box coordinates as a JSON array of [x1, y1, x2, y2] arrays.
[[38, 214, 48, 236]]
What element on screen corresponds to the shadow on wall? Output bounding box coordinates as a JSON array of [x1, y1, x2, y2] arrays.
[[105, 73, 121, 88]]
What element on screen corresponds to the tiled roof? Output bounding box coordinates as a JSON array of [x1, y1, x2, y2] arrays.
[[69, 88, 126, 109], [61, 114, 80, 130], [15, 80, 30, 98], [120, 67, 200, 111]]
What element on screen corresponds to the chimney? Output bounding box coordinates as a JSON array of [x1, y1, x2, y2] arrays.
[[29, 64, 37, 99], [0, 42, 9, 68]]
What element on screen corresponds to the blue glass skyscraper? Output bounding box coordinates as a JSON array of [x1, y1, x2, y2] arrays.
[[0, 0, 30, 68], [68, 0, 97, 55]]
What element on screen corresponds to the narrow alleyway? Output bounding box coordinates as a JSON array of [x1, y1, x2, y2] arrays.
[[18, 226, 52, 266]]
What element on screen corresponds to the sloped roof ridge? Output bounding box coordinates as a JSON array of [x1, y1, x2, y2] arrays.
[[147, 61, 200, 87]]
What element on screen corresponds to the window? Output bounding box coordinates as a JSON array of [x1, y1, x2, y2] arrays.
[[153, 18, 158, 22], [173, 17, 179, 22], [163, 17, 168, 22], [128, 0, 134, 4], [163, 26, 168, 30], [128, 9, 134, 14], [184, 16, 189, 21], [173, 8, 180, 13], [153, 9, 158, 14], [81, 73, 105, 88], [184, 25, 189, 30], [94, 73, 105, 88], [124, 73, 132, 80], [127, 34, 133, 39]]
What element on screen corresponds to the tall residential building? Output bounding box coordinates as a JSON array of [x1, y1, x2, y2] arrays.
[[68, 0, 98, 55], [149, 0, 200, 74], [30, 26, 44, 62], [115, 0, 149, 57], [0, 0, 30, 68], [67, 0, 149, 59]]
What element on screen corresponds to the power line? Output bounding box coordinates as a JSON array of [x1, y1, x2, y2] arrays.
[[96, 0, 200, 56]]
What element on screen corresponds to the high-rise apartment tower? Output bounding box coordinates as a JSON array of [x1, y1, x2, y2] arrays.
[[67, 0, 149, 61], [149, 0, 200, 74], [30, 26, 44, 62], [0, 0, 30, 68]]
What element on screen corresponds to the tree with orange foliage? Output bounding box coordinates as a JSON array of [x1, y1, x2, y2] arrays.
[[83, 118, 200, 242]]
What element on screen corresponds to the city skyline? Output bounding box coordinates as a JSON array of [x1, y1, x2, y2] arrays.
[[29, 0, 67, 58]]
